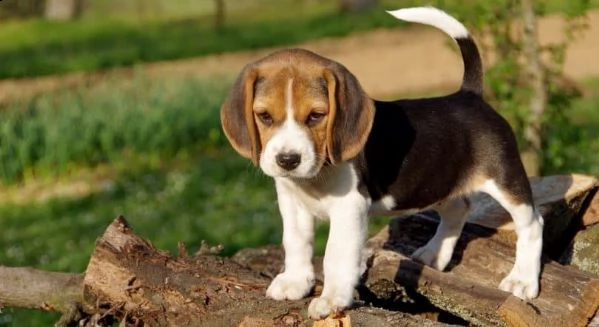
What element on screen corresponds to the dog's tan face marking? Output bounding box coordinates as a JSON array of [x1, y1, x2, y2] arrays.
[[220, 48, 374, 178], [251, 63, 331, 178]]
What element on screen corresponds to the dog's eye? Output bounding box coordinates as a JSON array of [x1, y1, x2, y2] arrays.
[[257, 112, 273, 126], [305, 112, 325, 127]]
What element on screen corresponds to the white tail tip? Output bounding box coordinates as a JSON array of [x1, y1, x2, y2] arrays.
[[387, 6, 469, 39]]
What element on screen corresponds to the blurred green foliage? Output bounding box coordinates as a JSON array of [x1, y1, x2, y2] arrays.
[[3, 0, 595, 79], [0, 75, 228, 182], [0, 0, 403, 79]]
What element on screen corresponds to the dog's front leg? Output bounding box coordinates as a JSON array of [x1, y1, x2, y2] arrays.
[[308, 198, 369, 319], [266, 184, 315, 301]]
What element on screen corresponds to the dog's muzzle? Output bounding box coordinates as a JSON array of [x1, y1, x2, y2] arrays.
[[276, 152, 301, 171]]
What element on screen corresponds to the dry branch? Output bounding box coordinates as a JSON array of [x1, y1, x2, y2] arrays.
[[0, 267, 83, 312]]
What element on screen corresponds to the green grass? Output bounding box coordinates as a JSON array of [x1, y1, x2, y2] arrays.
[[1, 0, 597, 79], [0, 74, 230, 183], [0, 0, 405, 79]]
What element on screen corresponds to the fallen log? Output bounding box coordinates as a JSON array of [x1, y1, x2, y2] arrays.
[[2, 217, 450, 326], [81, 216, 451, 326], [363, 213, 599, 327], [0, 174, 597, 326]]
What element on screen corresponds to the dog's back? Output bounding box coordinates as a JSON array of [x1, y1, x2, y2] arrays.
[[362, 7, 532, 211], [360, 93, 531, 211]]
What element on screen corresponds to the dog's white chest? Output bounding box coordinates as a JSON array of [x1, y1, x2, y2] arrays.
[[274, 163, 365, 220], [276, 180, 332, 219]]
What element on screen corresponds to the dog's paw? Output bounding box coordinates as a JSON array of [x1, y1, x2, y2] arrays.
[[266, 271, 314, 301], [411, 244, 451, 271], [499, 270, 539, 300], [308, 295, 352, 320]]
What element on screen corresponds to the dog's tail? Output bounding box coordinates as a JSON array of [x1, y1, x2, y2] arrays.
[[387, 7, 483, 96]]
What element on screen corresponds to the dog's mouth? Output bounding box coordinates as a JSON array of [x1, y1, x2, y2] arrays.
[[262, 167, 320, 180], [260, 158, 324, 180]]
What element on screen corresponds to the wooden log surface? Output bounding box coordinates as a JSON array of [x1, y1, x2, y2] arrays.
[[582, 188, 599, 226], [0, 267, 87, 325], [81, 216, 451, 326], [365, 215, 599, 327]]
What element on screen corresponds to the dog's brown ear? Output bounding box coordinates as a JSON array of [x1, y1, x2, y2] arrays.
[[220, 66, 261, 165], [324, 65, 374, 164]]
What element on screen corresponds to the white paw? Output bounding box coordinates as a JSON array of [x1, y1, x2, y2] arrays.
[[308, 295, 352, 320], [266, 271, 314, 301], [499, 270, 539, 300], [411, 244, 451, 271]]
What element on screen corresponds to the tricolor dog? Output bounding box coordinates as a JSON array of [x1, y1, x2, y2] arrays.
[[220, 7, 544, 319]]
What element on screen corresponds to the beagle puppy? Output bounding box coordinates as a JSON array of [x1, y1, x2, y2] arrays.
[[221, 7, 544, 319]]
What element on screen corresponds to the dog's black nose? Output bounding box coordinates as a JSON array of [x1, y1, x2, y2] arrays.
[[275, 152, 301, 170]]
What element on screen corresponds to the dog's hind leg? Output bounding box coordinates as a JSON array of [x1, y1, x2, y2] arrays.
[[479, 179, 544, 300], [411, 197, 470, 271]]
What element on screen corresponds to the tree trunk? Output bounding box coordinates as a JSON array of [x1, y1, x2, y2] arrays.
[[44, 0, 84, 20], [520, 0, 547, 176], [338, 0, 378, 13], [214, 0, 225, 30]]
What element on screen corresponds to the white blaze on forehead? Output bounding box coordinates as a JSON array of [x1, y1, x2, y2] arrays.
[[285, 78, 294, 120], [259, 76, 318, 178]]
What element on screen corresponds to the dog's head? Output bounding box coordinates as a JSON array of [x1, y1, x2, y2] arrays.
[[221, 48, 374, 179]]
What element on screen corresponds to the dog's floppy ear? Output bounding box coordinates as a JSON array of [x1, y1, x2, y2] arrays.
[[220, 65, 261, 165], [324, 64, 374, 164]]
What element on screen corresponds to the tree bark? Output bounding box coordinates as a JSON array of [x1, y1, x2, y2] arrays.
[[0, 267, 85, 314], [81, 216, 449, 326], [520, 0, 547, 176], [364, 216, 599, 327]]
